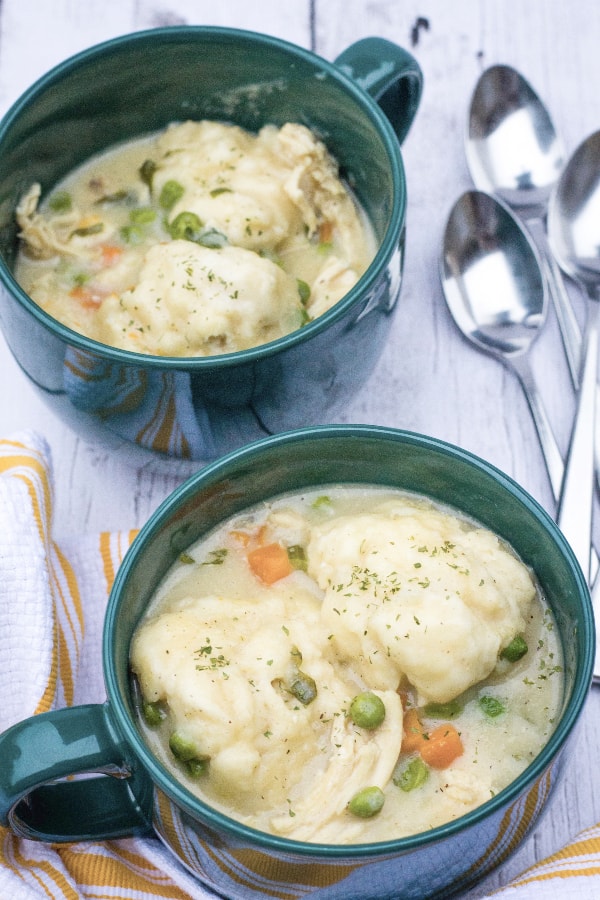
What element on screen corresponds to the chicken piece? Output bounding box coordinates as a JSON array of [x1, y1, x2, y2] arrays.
[[16, 183, 79, 259], [16, 182, 112, 260], [307, 255, 361, 318], [270, 687, 402, 843], [277, 122, 369, 265]]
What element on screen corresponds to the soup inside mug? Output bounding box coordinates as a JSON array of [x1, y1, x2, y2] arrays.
[[0, 28, 422, 465], [0, 426, 592, 900]]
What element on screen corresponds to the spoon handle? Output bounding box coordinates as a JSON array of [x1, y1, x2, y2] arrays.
[[557, 297, 600, 580], [509, 354, 565, 501], [511, 353, 600, 582], [527, 218, 583, 387]]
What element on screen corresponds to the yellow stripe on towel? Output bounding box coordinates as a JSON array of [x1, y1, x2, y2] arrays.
[[56, 841, 194, 898]]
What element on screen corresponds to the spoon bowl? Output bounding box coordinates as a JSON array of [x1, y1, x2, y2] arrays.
[[466, 64, 582, 385], [466, 64, 565, 215], [441, 190, 546, 354], [548, 130, 600, 286], [441, 189, 563, 499]]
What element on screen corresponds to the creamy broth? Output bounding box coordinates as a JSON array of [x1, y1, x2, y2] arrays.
[[129, 486, 563, 845], [15, 121, 376, 356]]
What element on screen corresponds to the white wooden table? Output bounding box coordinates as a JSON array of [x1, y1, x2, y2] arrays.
[[1, 2, 599, 896]]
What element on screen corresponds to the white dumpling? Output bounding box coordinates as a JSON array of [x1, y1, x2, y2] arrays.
[[130, 587, 403, 840], [94, 240, 304, 355], [307, 502, 536, 703], [153, 120, 301, 251]]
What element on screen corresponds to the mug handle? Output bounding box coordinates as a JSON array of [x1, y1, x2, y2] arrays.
[[335, 37, 423, 144], [0, 703, 152, 841]]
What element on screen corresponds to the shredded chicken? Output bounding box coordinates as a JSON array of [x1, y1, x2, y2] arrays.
[[16, 183, 79, 259]]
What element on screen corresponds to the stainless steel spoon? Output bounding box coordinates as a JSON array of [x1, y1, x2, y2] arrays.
[[548, 130, 600, 587], [440, 190, 563, 498], [466, 64, 583, 385]]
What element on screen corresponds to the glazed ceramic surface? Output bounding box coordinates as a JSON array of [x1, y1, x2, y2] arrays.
[[0, 426, 592, 899], [0, 27, 421, 463]]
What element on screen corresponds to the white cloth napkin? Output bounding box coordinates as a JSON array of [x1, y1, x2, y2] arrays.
[[0, 429, 597, 900]]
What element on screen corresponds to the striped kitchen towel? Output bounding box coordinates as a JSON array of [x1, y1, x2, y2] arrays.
[[0, 429, 597, 900], [0, 431, 212, 900]]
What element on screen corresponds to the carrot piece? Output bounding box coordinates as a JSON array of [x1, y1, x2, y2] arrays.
[[247, 542, 293, 585], [419, 724, 464, 769], [401, 708, 428, 754], [230, 529, 252, 547], [255, 524, 268, 544], [69, 284, 101, 309], [100, 244, 124, 266], [319, 220, 333, 243], [397, 690, 410, 710]]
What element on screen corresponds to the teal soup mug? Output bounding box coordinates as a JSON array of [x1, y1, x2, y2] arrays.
[[0, 426, 593, 899], [0, 27, 422, 463]]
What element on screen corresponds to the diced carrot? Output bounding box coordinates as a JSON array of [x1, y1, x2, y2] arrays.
[[69, 284, 101, 309], [247, 542, 293, 585], [419, 724, 464, 769], [401, 708, 428, 754], [100, 244, 124, 266], [319, 221, 333, 243], [230, 529, 252, 547]]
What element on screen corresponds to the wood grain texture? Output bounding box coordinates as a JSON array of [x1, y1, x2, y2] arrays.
[[0, 2, 599, 895]]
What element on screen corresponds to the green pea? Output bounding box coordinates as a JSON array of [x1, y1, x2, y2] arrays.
[[287, 544, 307, 571], [423, 699, 462, 719], [70, 222, 104, 238], [197, 228, 228, 248], [500, 635, 528, 662], [120, 224, 145, 245], [289, 671, 317, 706], [179, 552, 195, 565], [48, 190, 72, 213], [139, 159, 157, 189], [142, 700, 165, 728], [169, 731, 199, 762], [130, 206, 156, 224], [347, 786, 385, 818], [94, 189, 131, 205], [185, 757, 209, 778], [168, 211, 203, 242], [296, 278, 311, 305], [393, 757, 429, 792], [201, 548, 228, 566], [259, 248, 283, 267], [479, 695, 505, 718], [349, 691, 386, 730], [160, 179, 185, 210]]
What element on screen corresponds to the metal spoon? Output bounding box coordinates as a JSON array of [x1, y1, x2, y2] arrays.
[[440, 190, 563, 499], [548, 130, 600, 586], [466, 64, 583, 385]]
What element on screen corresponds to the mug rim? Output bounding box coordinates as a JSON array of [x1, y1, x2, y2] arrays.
[[103, 423, 594, 859], [0, 25, 406, 370]]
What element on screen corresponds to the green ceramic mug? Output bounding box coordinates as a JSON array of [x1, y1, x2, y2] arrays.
[[0, 27, 422, 465], [0, 426, 593, 899]]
